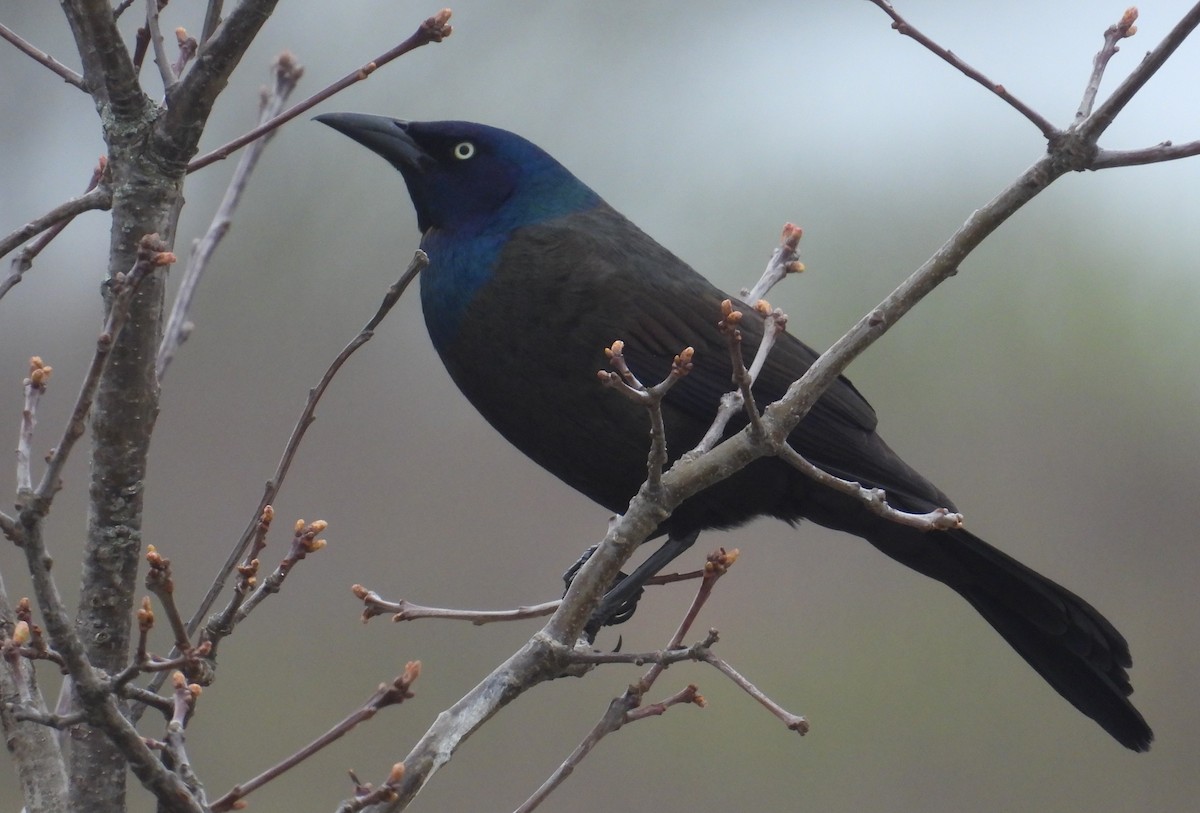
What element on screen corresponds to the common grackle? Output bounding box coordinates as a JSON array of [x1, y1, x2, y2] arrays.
[[316, 113, 1152, 751]]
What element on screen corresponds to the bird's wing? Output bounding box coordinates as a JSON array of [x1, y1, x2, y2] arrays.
[[558, 205, 952, 512]]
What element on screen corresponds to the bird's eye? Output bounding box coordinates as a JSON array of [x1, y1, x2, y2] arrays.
[[452, 141, 475, 160]]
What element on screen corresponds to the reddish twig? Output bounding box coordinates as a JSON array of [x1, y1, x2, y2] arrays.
[[867, 0, 1059, 139], [211, 663, 420, 813], [134, 254, 427, 723], [598, 340, 693, 489], [187, 9, 452, 173], [0, 22, 87, 90]]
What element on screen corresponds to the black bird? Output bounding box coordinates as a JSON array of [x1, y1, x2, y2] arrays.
[[317, 112, 1152, 751]]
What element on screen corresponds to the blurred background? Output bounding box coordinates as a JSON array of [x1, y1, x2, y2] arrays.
[[2, 1, 1198, 811]]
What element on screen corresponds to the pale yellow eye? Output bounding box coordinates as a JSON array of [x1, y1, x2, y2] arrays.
[[453, 141, 475, 160]]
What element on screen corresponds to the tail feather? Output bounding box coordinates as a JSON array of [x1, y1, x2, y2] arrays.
[[868, 525, 1151, 750]]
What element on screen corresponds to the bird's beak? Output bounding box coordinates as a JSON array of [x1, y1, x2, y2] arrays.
[[315, 112, 434, 173]]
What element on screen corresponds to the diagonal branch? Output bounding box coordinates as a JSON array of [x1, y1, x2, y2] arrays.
[[867, 0, 1059, 139], [186, 9, 453, 173], [0, 159, 110, 303], [157, 52, 304, 380], [0, 183, 111, 267], [0, 22, 87, 90]]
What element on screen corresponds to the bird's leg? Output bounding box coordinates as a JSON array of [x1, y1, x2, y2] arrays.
[[579, 529, 702, 640]]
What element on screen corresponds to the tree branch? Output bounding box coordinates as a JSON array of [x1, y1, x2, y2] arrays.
[[0, 22, 87, 90], [0, 182, 111, 267], [186, 9, 453, 173], [866, 0, 1060, 139], [58, 0, 143, 114], [1076, 3, 1200, 143], [157, 52, 304, 380]]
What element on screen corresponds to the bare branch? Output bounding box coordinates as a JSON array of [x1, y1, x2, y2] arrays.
[[211, 663, 421, 813], [131, 253, 429, 723], [189, 252, 425, 638], [0, 172, 110, 267], [1076, 3, 1200, 143], [742, 222, 804, 303], [16, 357, 53, 496], [0, 22, 87, 90], [145, 0, 178, 90], [598, 340, 693, 490], [1075, 7, 1139, 122], [200, 0, 224, 43], [697, 650, 808, 733], [867, 0, 1060, 139], [353, 586, 562, 625], [157, 52, 305, 380], [1092, 139, 1200, 168], [518, 552, 738, 812], [232, 518, 328, 623], [778, 443, 963, 531], [187, 9, 453, 173], [17, 501, 203, 813]]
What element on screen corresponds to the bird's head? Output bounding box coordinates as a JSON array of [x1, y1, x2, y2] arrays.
[[316, 114, 601, 234]]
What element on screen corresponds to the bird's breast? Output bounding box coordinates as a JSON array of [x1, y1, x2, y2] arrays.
[[418, 228, 509, 351]]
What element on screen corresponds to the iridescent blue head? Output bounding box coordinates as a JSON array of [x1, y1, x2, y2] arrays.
[[315, 114, 601, 234]]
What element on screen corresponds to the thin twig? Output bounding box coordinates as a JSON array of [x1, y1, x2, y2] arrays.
[[698, 650, 808, 733], [232, 519, 327, 623], [1075, 7, 1139, 122], [867, 0, 1059, 139], [187, 9, 452, 173], [742, 222, 804, 304], [355, 587, 563, 625], [165, 672, 205, 804], [1092, 139, 1200, 168], [598, 341, 693, 490], [1076, 2, 1200, 143], [16, 358, 52, 495], [355, 566, 707, 625], [0, 175, 110, 275], [157, 52, 304, 380], [210, 663, 420, 813], [145, 546, 192, 650], [0, 22, 87, 90], [3, 158, 109, 301], [197, 253, 424, 630], [129, 253, 429, 723], [718, 301, 766, 438], [778, 443, 963, 531], [145, 0, 177, 90]]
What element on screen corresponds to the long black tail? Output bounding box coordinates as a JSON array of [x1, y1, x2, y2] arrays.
[[869, 524, 1152, 751]]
